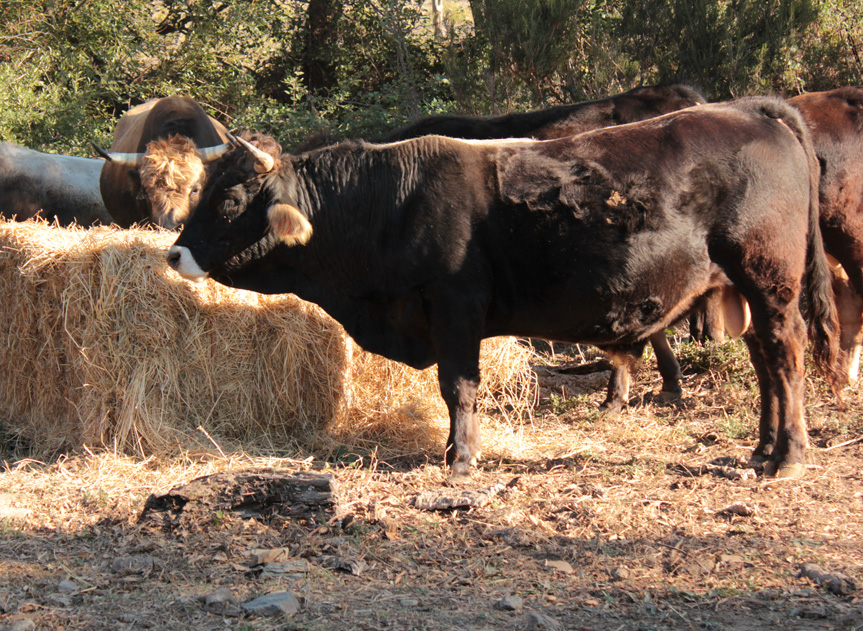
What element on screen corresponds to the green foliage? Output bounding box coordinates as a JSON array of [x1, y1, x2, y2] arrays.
[[615, 0, 819, 97], [1, 0, 863, 155], [468, 0, 587, 107]]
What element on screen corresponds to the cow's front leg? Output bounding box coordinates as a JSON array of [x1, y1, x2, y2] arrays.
[[438, 360, 481, 481]]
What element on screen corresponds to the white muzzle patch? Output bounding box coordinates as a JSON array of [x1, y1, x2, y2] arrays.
[[168, 245, 208, 281]]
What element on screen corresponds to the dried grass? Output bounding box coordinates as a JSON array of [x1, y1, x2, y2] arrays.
[[0, 220, 536, 461]]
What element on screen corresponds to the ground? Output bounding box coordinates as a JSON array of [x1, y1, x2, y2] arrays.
[[1, 338, 862, 631]]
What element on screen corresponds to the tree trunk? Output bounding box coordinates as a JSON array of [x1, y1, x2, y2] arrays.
[[432, 0, 446, 39], [303, 0, 342, 95]]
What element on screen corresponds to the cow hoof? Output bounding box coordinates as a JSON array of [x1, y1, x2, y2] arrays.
[[762, 460, 806, 479], [599, 401, 623, 417], [749, 453, 768, 466], [654, 390, 682, 404], [448, 467, 472, 484], [750, 443, 774, 463], [765, 461, 806, 479]]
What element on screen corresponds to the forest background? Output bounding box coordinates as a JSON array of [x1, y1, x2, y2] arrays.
[[1, 0, 862, 156]]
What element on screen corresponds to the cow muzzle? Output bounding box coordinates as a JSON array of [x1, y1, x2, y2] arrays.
[[167, 245, 208, 281]]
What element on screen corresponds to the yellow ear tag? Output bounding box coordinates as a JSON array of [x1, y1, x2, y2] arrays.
[[268, 203, 313, 245]]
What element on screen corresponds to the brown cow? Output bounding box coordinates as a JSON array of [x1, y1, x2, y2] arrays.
[[94, 96, 231, 229]]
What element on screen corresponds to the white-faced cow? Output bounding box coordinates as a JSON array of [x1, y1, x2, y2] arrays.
[[168, 97, 843, 480], [373, 84, 708, 410], [94, 96, 231, 229], [0, 142, 112, 226]]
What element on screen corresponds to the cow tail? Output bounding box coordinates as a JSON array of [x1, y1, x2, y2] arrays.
[[796, 118, 846, 395]]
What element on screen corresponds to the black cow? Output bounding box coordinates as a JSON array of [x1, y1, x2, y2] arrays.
[[378, 84, 706, 142], [168, 97, 843, 480]]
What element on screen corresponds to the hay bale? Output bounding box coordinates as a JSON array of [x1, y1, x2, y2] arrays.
[[0, 220, 537, 459]]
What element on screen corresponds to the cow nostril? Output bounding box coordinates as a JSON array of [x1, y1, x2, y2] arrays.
[[166, 249, 181, 269]]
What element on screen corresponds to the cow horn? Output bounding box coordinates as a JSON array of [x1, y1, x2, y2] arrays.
[[198, 142, 232, 163], [228, 133, 275, 173], [90, 141, 144, 166]]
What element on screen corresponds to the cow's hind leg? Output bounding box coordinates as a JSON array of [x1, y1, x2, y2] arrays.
[[600, 341, 647, 412], [428, 287, 485, 481], [650, 331, 683, 400], [743, 331, 779, 462], [831, 264, 863, 382], [743, 300, 808, 478]]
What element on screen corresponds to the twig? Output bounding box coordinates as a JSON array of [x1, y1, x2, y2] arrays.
[[823, 436, 863, 452], [196, 425, 227, 460]]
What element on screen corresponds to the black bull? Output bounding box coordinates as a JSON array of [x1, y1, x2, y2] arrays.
[[168, 97, 844, 480]]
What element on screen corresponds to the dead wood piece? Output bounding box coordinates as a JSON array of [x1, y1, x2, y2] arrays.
[[415, 484, 504, 511], [553, 359, 614, 375], [139, 469, 338, 529]]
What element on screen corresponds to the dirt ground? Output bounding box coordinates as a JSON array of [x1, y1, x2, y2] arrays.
[[1, 339, 862, 631]]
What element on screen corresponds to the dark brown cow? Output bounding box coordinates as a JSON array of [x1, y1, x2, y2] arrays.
[[0, 142, 111, 226], [377, 84, 709, 410], [168, 97, 843, 480], [788, 87, 863, 383], [95, 96, 231, 229], [677, 87, 863, 395]]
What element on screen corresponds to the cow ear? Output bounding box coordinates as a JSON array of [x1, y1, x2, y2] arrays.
[[268, 203, 313, 245]]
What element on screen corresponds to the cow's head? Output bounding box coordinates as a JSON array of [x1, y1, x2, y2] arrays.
[[93, 134, 230, 229], [167, 133, 312, 282], [137, 136, 208, 229]]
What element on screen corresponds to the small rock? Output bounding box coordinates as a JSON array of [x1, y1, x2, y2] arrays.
[[200, 587, 237, 606], [543, 559, 573, 575], [249, 548, 292, 566], [710, 466, 756, 481], [111, 555, 157, 575], [241, 591, 300, 617], [3, 617, 36, 631], [798, 563, 857, 595], [57, 579, 78, 594], [718, 502, 757, 517], [398, 598, 419, 608], [199, 588, 241, 617], [525, 610, 563, 631], [610, 567, 630, 581], [495, 595, 524, 611], [322, 556, 368, 576], [415, 484, 505, 511]]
